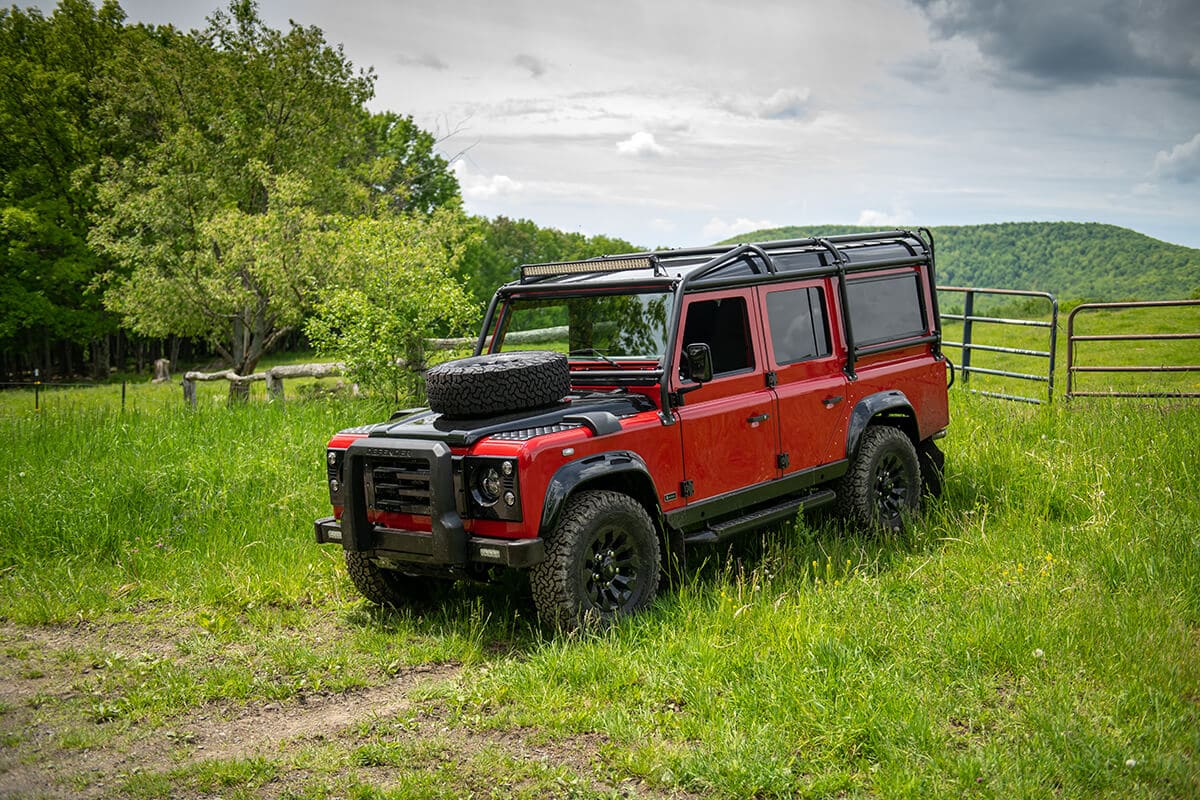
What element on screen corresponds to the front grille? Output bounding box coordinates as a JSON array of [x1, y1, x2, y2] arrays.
[[366, 457, 431, 515]]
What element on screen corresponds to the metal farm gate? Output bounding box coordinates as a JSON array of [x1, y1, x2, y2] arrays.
[[938, 286, 1059, 404], [1066, 299, 1200, 400]]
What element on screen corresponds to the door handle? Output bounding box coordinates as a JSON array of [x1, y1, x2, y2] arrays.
[[747, 413, 770, 424], [823, 395, 844, 408]]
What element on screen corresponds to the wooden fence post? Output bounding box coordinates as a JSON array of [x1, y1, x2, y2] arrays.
[[266, 370, 285, 402]]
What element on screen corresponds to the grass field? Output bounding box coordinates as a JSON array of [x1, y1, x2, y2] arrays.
[[1, 356, 1199, 797]]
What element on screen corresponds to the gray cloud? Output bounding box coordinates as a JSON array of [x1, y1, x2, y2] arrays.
[[910, 0, 1200, 88], [1152, 133, 1200, 183], [513, 53, 547, 78], [396, 52, 448, 70]]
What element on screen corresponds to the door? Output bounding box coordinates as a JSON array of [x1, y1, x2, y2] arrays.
[[673, 290, 779, 501], [756, 281, 850, 471]]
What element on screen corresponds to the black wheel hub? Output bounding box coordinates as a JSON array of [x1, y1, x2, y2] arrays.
[[874, 452, 910, 523], [584, 526, 639, 612]]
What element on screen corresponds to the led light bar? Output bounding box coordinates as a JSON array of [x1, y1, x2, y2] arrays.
[[521, 256, 655, 281]]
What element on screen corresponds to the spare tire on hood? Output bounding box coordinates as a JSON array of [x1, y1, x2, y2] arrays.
[[425, 350, 570, 418]]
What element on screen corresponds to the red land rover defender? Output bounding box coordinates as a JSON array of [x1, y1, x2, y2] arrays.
[[315, 230, 950, 627]]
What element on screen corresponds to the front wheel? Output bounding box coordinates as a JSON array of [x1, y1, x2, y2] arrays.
[[530, 490, 661, 629], [344, 551, 441, 607], [836, 425, 921, 533]]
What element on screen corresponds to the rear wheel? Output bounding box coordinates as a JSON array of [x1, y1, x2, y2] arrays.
[[530, 490, 661, 629], [836, 425, 921, 533], [344, 551, 440, 607]]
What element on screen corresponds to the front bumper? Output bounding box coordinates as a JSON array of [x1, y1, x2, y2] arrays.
[[315, 517, 545, 568]]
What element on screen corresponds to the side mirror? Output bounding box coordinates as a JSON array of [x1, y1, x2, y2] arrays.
[[683, 343, 713, 384]]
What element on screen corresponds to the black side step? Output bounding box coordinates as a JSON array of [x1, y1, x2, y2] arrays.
[[683, 489, 837, 545]]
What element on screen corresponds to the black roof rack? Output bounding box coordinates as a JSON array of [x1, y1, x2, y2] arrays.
[[514, 230, 931, 287]]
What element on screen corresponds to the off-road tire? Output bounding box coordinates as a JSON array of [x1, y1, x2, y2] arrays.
[[344, 551, 438, 607], [425, 351, 570, 418], [835, 425, 921, 533], [530, 490, 661, 629], [917, 438, 945, 498]]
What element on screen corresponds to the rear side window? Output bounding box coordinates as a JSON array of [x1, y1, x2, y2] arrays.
[[846, 273, 926, 346], [765, 287, 830, 364], [682, 296, 754, 375]]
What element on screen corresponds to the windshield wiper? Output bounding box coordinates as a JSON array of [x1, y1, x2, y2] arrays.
[[568, 348, 619, 366]]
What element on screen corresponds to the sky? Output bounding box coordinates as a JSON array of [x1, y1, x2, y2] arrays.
[[113, 0, 1200, 249]]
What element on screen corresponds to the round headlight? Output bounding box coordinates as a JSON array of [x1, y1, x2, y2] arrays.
[[477, 467, 502, 504]]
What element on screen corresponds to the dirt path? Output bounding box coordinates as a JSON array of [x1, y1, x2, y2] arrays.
[[0, 621, 682, 799]]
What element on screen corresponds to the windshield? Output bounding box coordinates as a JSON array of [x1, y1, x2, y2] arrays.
[[495, 291, 674, 361]]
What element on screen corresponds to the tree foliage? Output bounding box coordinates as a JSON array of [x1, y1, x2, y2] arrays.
[[90, 1, 381, 385], [0, 0, 125, 373], [305, 210, 477, 400], [359, 112, 461, 215], [458, 216, 638, 307]]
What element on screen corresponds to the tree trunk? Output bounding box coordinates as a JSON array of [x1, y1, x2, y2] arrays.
[[228, 379, 251, 403], [42, 327, 51, 378], [91, 337, 111, 380]]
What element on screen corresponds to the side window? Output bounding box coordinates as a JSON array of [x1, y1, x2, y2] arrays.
[[846, 273, 926, 346], [765, 287, 830, 364], [681, 296, 754, 375]]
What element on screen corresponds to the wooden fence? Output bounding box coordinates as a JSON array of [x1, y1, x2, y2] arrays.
[[180, 326, 570, 406], [182, 362, 346, 406]]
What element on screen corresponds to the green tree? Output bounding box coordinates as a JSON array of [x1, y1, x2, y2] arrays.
[[100, 169, 334, 384], [90, 1, 378, 395], [359, 112, 461, 215], [457, 216, 639, 307], [0, 0, 126, 376], [306, 210, 478, 400]]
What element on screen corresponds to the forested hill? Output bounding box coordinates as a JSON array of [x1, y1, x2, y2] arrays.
[[724, 222, 1200, 301]]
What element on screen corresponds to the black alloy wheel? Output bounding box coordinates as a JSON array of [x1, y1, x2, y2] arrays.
[[581, 523, 641, 613], [834, 425, 921, 533], [530, 489, 661, 628]]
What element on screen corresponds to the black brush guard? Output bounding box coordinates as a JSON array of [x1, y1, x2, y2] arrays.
[[314, 438, 544, 569]]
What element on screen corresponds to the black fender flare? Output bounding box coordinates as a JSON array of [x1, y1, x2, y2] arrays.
[[845, 390, 917, 459], [539, 450, 658, 534]]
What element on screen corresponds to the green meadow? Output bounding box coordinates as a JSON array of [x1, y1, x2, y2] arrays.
[[1, 342, 1198, 798]]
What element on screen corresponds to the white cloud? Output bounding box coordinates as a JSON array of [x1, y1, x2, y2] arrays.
[[703, 217, 778, 241], [1151, 132, 1200, 183], [718, 87, 811, 119], [856, 207, 914, 227], [453, 161, 523, 199], [616, 131, 667, 158]]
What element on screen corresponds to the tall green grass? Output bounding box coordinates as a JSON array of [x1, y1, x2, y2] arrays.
[[441, 398, 1200, 798], [2, 383, 1198, 797], [0, 397, 390, 620]]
